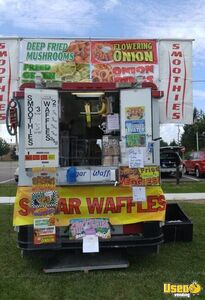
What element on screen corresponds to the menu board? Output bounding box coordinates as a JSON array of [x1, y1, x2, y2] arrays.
[[25, 88, 58, 148], [24, 88, 59, 167]]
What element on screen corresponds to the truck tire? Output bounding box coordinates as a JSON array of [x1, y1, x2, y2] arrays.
[[183, 165, 188, 175]]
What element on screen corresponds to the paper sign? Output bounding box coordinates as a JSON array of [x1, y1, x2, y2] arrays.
[[31, 167, 58, 216], [126, 133, 146, 147], [33, 217, 56, 245], [34, 226, 56, 235], [132, 186, 146, 202], [107, 114, 120, 131], [120, 166, 160, 186], [128, 148, 144, 168], [69, 218, 111, 240], [34, 228, 56, 244], [83, 235, 99, 253], [125, 120, 145, 134], [103, 135, 109, 143], [125, 106, 145, 120], [34, 217, 55, 228]]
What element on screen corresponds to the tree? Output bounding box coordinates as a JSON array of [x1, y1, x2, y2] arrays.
[[160, 139, 168, 147], [169, 139, 178, 146], [10, 146, 18, 160], [0, 138, 10, 158], [180, 108, 205, 152]]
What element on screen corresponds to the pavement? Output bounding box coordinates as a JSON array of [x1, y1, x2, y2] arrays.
[[1, 193, 205, 204], [0, 161, 18, 182], [165, 193, 205, 201]]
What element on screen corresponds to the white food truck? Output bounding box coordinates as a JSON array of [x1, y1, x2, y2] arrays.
[[12, 80, 166, 257], [5, 37, 192, 265]]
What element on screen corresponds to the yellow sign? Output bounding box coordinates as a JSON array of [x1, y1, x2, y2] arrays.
[[120, 166, 160, 186], [163, 282, 203, 297], [13, 185, 166, 226]]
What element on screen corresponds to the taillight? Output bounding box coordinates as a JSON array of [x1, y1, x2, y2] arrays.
[[123, 223, 143, 235]]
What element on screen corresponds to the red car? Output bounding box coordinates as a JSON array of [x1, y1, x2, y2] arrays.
[[183, 151, 205, 178]]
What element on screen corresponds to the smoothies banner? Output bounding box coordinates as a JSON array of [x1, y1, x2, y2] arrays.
[[13, 185, 166, 226], [159, 40, 193, 124], [0, 38, 19, 123]]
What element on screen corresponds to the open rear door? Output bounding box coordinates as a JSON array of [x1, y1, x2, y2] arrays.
[[120, 88, 155, 165]]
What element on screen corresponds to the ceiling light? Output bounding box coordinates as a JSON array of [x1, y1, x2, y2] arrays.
[[72, 92, 104, 98]]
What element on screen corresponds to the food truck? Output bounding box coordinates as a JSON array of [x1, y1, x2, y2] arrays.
[[6, 38, 192, 263], [12, 80, 165, 254]]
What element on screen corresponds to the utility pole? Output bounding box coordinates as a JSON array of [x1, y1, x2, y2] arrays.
[[194, 117, 200, 152], [177, 125, 180, 145], [196, 130, 199, 151]]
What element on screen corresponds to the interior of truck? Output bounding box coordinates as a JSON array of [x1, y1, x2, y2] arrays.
[[59, 91, 120, 167]]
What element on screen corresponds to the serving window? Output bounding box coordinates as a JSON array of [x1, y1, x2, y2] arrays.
[[59, 91, 120, 167]]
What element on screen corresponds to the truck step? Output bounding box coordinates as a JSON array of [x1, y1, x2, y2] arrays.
[[43, 250, 129, 273]]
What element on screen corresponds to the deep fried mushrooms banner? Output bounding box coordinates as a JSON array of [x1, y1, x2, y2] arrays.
[[20, 39, 90, 84]]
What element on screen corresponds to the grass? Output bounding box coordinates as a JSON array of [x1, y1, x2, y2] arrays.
[[0, 184, 17, 197], [1, 181, 205, 197], [161, 181, 205, 193], [0, 202, 205, 300]]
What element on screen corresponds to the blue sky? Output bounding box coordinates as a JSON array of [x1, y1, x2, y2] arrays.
[[0, 0, 205, 143]]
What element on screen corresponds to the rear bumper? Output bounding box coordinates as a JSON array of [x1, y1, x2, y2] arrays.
[[17, 222, 163, 252], [161, 168, 176, 173], [161, 166, 182, 174]]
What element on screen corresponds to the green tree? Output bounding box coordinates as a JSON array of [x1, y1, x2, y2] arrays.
[[169, 139, 178, 146], [160, 139, 168, 147], [180, 108, 205, 152], [10, 146, 18, 160], [0, 138, 10, 158]]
